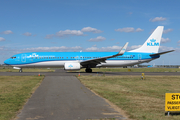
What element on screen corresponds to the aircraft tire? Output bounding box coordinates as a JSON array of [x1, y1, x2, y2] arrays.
[[19, 69, 22, 73]]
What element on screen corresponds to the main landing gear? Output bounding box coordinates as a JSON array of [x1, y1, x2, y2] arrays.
[[85, 68, 92, 73], [19, 69, 23, 73]]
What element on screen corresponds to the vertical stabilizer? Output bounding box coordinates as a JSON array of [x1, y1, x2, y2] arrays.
[[129, 26, 164, 53]]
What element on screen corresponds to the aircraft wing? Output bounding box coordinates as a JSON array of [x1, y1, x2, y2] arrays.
[[80, 42, 128, 66], [150, 50, 175, 56]]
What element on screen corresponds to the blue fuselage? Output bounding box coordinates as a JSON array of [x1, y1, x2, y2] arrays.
[[4, 52, 159, 68]]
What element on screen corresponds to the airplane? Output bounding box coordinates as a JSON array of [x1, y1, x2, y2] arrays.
[[4, 26, 174, 73]]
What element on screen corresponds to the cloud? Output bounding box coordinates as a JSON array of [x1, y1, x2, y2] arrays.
[[45, 34, 54, 39], [87, 36, 106, 42], [115, 27, 134, 32], [81, 27, 103, 33], [150, 17, 167, 22], [159, 46, 175, 52], [22, 46, 83, 52], [161, 38, 171, 43], [163, 29, 173, 34], [136, 28, 144, 32], [0, 37, 5, 41], [85, 44, 178, 54], [45, 27, 102, 39], [23, 32, 32, 36], [128, 45, 142, 50], [115, 27, 143, 32], [86, 46, 122, 52], [19, 45, 179, 53], [1, 30, 13, 34], [85, 45, 144, 52], [178, 40, 180, 46], [86, 47, 99, 51], [0, 46, 5, 50], [56, 30, 84, 37]]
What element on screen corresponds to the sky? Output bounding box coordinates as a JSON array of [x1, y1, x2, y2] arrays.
[[0, 0, 180, 65]]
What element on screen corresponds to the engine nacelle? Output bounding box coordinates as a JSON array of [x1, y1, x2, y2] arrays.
[[13, 67, 21, 70], [64, 62, 80, 71]]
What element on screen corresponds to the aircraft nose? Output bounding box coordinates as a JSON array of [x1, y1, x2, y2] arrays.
[[4, 59, 9, 65]]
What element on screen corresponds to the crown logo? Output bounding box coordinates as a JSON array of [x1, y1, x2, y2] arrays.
[[68, 64, 73, 67], [150, 39, 156, 42]]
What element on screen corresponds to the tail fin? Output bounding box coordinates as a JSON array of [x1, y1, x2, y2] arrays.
[[129, 26, 164, 53]]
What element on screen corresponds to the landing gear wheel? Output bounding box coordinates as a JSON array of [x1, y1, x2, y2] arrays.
[[19, 69, 22, 73], [85, 68, 92, 73]]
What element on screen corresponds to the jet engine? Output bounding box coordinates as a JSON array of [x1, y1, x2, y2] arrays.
[[64, 62, 81, 70]]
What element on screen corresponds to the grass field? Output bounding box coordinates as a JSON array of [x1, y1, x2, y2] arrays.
[[0, 68, 55, 72], [0, 76, 44, 120], [80, 68, 180, 73], [78, 75, 180, 120]]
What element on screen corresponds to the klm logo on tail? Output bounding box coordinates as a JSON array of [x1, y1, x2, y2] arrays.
[[147, 39, 159, 46]]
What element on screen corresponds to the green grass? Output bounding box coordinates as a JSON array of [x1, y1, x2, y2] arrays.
[[0, 68, 54, 72], [78, 75, 180, 120], [79, 68, 180, 72], [0, 76, 44, 120]]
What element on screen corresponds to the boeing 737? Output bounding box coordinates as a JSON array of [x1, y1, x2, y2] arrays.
[[4, 26, 174, 72]]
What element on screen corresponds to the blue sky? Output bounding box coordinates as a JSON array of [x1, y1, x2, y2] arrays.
[[0, 0, 180, 65]]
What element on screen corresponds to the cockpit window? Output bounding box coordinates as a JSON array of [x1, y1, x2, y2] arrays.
[[11, 57, 16, 59]]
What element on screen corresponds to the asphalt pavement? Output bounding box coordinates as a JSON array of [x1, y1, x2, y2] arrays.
[[16, 76, 125, 120], [0, 69, 180, 76]]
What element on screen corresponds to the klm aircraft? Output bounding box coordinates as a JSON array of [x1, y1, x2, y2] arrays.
[[4, 26, 174, 72]]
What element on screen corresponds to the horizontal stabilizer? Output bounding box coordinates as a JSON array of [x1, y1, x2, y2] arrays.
[[150, 50, 174, 56]]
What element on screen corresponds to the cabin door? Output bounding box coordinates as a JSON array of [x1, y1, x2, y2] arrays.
[[138, 54, 142, 62], [21, 54, 26, 62]]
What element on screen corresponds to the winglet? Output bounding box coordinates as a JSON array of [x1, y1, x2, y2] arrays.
[[118, 42, 129, 55]]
